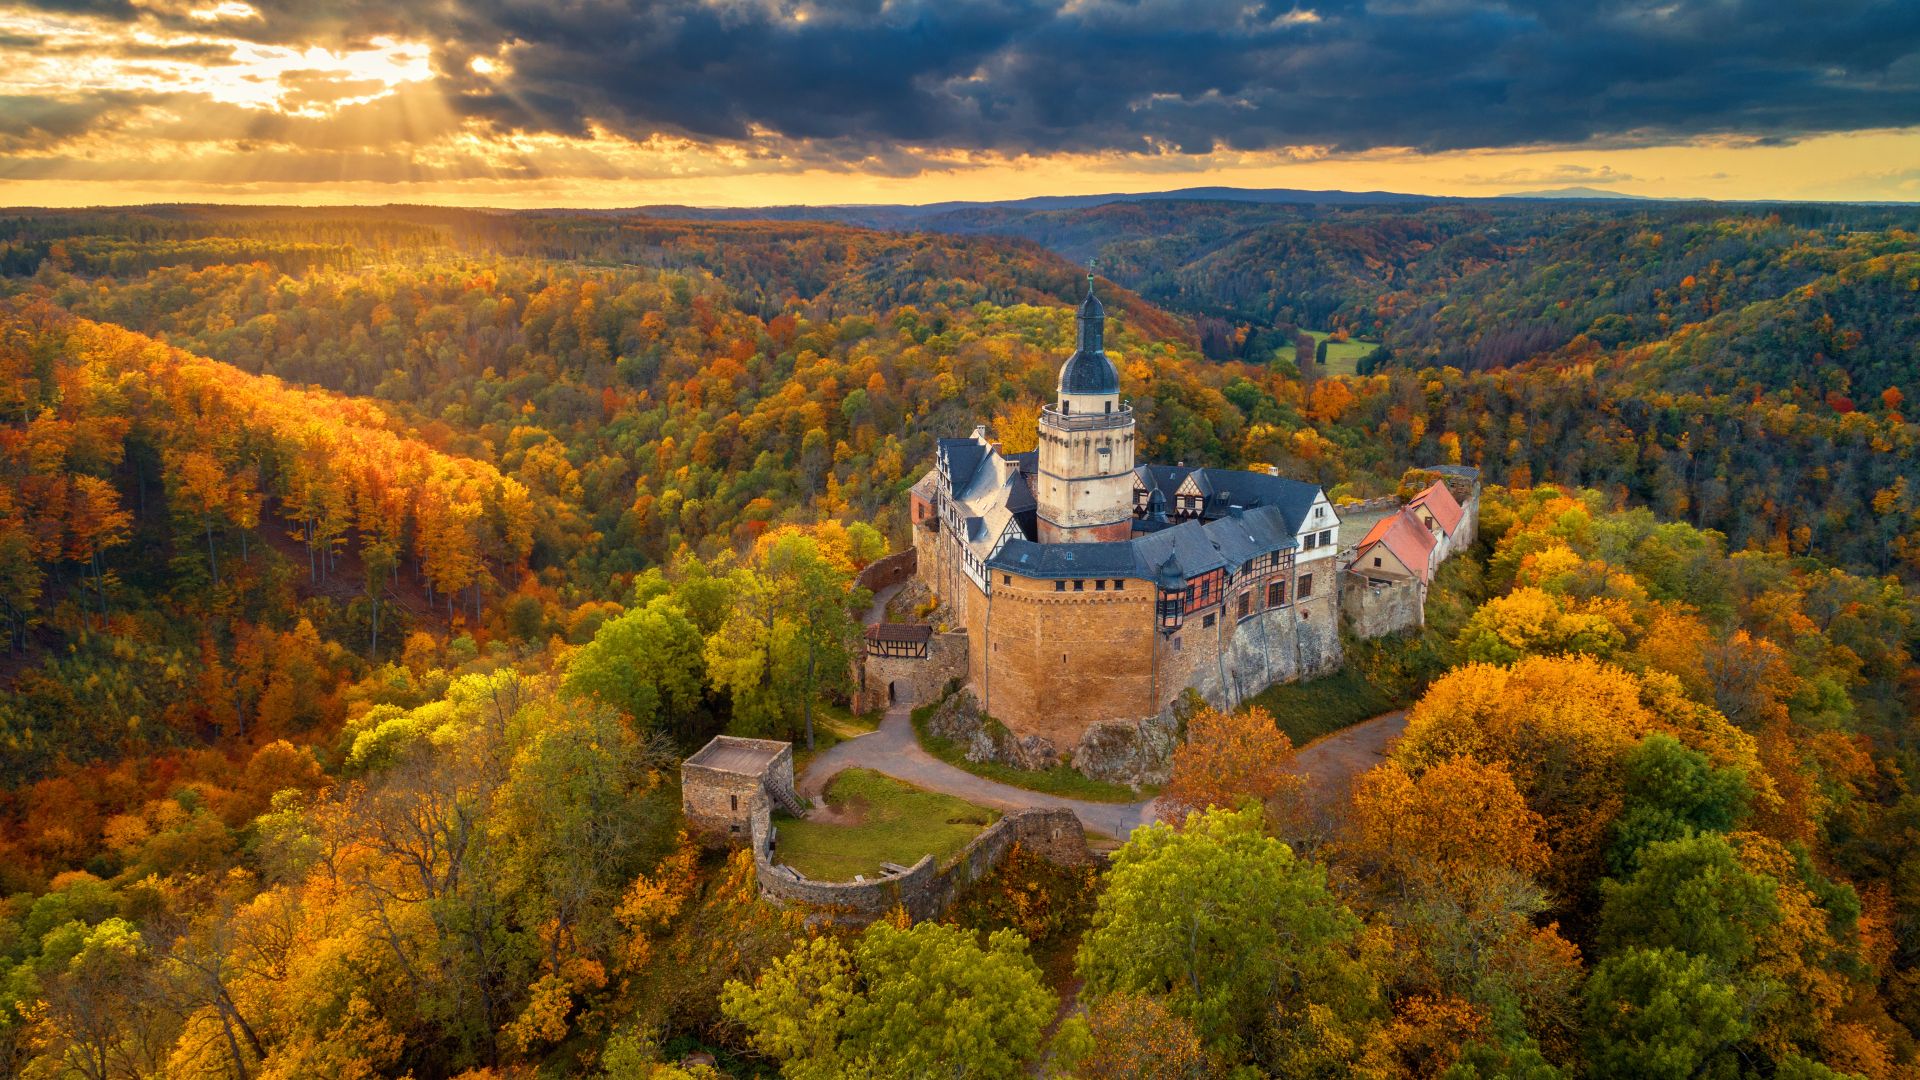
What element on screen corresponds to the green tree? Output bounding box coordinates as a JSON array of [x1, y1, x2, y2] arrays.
[[563, 596, 707, 736], [1607, 735, 1751, 875], [1076, 804, 1360, 1057], [722, 920, 1055, 1079], [1598, 833, 1780, 968], [1581, 947, 1749, 1080]]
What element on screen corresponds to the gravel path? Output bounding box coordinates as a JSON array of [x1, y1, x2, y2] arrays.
[[798, 703, 1409, 840]]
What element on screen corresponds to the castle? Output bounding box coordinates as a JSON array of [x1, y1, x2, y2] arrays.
[[872, 278, 1477, 770]]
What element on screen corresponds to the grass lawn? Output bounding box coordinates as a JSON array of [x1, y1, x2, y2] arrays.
[[774, 768, 996, 882], [1307, 330, 1380, 376], [911, 704, 1152, 803]]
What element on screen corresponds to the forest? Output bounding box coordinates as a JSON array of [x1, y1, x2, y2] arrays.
[[0, 203, 1916, 1078]]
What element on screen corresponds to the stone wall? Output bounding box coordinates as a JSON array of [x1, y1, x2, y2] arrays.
[[683, 766, 769, 848], [753, 807, 1093, 924], [854, 629, 968, 714], [1343, 574, 1425, 638], [979, 572, 1161, 747], [856, 548, 918, 595], [682, 740, 797, 849]]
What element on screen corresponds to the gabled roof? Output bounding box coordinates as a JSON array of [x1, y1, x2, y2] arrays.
[[989, 504, 1299, 583], [1132, 465, 1324, 533], [937, 438, 987, 492], [1409, 480, 1465, 535], [1355, 509, 1438, 584]]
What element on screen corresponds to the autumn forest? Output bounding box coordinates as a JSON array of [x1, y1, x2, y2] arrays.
[[1, 199, 1918, 1079]]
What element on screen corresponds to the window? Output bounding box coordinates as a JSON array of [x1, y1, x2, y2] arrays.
[[1171, 636, 1183, 652], [1113, 579, 1125, 591], [1298, 573, 1314, 599], [730, 795, 739, 812], [1202, 613, 1216, 629], [1303, 532, 1316, 550], [1095, 579, 1106, 591], [1319, 529, 1333, 547], [1238, 592, 1251, 619], [1073, 579, 1085, 591], [1003, 574, 1012, 584], [1104, 400, 1112, 413], [1267, 581, 1285, 607], [1054, 580, 1065, 592], [1373, 557, 1382, 567]]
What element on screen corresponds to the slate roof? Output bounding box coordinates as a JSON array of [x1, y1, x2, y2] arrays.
[[1004, 468, 1036, 514], [989, 503, 1298, 582], [1354, 509, 1438, 584], [1132, 464, 1322, 532], [1059, 282, 1119, 394], [937, 437, 988, 492], [1409, 480, 1465, 535]]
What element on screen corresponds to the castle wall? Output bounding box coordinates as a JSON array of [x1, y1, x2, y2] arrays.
[[979, 572, 1160, 747], [1344, 575, 1426, 638]]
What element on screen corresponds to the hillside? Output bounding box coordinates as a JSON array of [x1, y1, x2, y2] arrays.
[[0, 206, 1917, 1079]]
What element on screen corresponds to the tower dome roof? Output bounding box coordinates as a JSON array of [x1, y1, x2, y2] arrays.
[[1058, 278, 1118, 395]]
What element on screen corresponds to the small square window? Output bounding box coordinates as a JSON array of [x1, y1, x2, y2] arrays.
[[1373, 557, 1381, 567], [1095, 579, 1106, 591], [1073, 579, 1085, 591], [1202, 613, 1216, 628], [1054, 580, 1065, 592], [1113, 579, 1125, 590], [1003, 574, 1012, 584]]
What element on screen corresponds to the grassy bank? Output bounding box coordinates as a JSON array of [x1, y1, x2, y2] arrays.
[[911, 702, 1150, 804]]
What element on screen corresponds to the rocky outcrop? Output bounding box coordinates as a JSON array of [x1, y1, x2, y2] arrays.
[[1071, 710, 1179, 786], [924, 691, 1060, 771]]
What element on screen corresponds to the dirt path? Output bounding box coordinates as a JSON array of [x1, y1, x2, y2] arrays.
[[798, 704, 1409, 840]]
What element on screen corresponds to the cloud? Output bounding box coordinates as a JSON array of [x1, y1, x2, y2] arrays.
[[1459, 163, 1642, 188], [0, 0, 1917, 184]]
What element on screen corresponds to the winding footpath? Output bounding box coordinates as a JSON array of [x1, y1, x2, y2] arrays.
[[798, 703, 1409, 840]]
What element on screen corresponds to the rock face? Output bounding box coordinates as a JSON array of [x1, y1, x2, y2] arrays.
[[924, 691, 1059, 772], [1071, 710, 1180, 786]]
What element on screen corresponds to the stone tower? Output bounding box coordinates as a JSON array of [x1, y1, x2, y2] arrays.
[[1035, 279, 1136, 543]]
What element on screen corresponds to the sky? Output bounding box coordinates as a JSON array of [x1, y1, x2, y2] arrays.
[[1, 0, 1917, 207]]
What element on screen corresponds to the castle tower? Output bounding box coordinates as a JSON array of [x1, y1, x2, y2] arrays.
[[1035, 278, 1136, 543]]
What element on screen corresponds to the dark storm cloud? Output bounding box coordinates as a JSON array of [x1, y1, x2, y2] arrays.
[[17, 0, 1920, 159]]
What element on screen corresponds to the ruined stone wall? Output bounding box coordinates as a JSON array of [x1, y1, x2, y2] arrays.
[[682, 743, 796, 848], [1343, 575, 1425, 639], [980, 572, 1159, 748], [856, 548, 918, 595], [683, 765, 770, 849], [753, 808, 1093, 924], [854, 630, 968, 713]]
